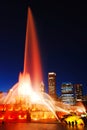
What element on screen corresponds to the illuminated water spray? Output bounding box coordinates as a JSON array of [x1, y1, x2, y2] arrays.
[[2, 8, 59, 120], [24, 8, 43, 91], [3, 8, 43, 104]]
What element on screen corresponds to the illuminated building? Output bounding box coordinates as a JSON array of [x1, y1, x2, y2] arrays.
[[82, 95, 87, 107], [61, 82, 75, 105], [48, 72, 57, 99], [74, 84, 83, 102], [40, 81, 45, 92]]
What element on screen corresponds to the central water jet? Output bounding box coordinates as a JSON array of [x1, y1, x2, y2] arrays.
[[23, 8, 43, 91]]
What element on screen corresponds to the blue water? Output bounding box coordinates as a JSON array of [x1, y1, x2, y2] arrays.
[[0, 123, 86, 130]]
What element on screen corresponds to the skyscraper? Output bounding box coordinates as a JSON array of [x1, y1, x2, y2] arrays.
[[61, 82, 75, 105], [48, 72, 57, 99], [74, 84, 83, 102]]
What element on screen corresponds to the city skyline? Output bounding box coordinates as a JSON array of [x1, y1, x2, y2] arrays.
[[0, 1, 87, 96]]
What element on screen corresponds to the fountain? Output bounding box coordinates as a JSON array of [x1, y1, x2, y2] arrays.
[[0, 8, 86, 125]]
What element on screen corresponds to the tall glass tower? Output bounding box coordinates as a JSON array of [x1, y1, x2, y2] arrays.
[[74, 84, 83, 102], [48, 72, 57, 99]]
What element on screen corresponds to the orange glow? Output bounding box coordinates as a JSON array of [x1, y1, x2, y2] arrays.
[[18, 114, 27, 120], [0, 106, 3, 111], [31, 111, 56, 121], [8, 107, 13, 111], [14, 107, 21, 111], [8, 116, 14, 120], [0, 116, 4, 120]]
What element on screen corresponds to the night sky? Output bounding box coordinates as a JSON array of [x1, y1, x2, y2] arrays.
[[0, 0, 87, 96]]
